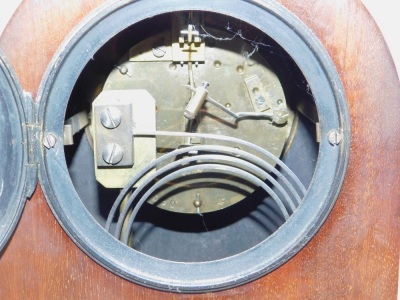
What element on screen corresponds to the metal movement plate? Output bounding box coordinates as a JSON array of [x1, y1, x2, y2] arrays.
[[102, 26, 294, 214]]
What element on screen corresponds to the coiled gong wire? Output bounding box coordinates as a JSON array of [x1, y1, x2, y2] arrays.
[[105, 131, 306, 246]]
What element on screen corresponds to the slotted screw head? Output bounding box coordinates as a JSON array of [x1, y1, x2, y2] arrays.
[[102, 143, 124, 165], [100, 107, 122, 129], [43, 133, 57, 149], [152, 44, 166, 58], [328, 130, 342, 146]]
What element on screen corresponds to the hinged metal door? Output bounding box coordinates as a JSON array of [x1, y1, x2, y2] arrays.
[[0, 50, 38, 250]]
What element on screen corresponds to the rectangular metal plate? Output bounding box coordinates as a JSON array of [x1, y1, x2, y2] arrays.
[[92, 90, 156, 188]]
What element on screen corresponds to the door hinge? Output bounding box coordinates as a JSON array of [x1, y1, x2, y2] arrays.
[[22, 92, 39, 200]]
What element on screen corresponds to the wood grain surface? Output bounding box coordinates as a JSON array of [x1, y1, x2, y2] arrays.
[[0, 0, 399, 299]]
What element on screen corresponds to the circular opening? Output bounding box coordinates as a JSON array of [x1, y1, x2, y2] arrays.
[[39, 0, 349, 292], [65, 9, 317, 262]]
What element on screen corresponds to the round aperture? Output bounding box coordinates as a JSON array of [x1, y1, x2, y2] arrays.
[[38, 0, 349, 292]]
